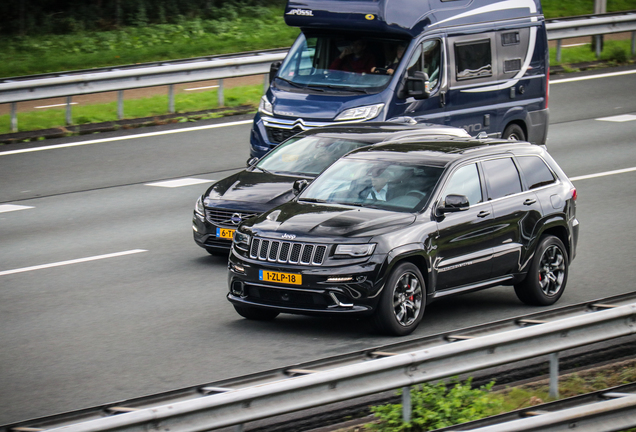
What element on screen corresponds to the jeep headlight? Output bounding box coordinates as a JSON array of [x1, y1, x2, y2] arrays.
[[259, 96, 274, 116], [233, 231, 252, 252], [334, 243, 376, 258], [335, 104, 384, 121]]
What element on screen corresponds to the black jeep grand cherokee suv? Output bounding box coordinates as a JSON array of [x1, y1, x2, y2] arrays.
[[227, 139, 579, 335]]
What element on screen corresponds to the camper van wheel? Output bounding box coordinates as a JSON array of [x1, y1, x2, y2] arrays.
[[503, 124, 525, 141]]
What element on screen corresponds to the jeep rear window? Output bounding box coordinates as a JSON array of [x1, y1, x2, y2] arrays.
[[516, 156, 556, 189]]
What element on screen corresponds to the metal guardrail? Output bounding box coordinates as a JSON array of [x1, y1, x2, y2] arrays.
[[547, 12, 636, 61], [1, 13, 636, 132], [433, 382, 636, 431], [34, 303, 636, 432], [2, 293, 635, 432]]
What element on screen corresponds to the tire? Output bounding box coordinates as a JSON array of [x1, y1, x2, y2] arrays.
[[233, 304, 279, 321], [515, 235, 568, 306], [502, 123, 526, 141], [373, 262, 426, 336]]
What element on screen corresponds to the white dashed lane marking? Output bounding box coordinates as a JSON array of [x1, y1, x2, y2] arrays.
[[0, 249, 148, 277], [145, 178, 215, 188], [0, 204, 34, 213], [596, 114, 636, 123]]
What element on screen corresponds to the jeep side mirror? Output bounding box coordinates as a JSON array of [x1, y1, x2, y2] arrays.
[[405, 71, 430, 99], [269, 61, 282, 84], [292, 179, 309, 195], [436, 194, 470, 216], [246, 156, 260, 167]]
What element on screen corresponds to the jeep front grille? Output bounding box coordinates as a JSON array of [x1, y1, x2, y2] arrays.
[[250, 237, 328, 265]]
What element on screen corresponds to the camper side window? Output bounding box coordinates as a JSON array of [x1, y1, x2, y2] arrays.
[[407, 39, 441, 89], [455, 40, 492, 80]]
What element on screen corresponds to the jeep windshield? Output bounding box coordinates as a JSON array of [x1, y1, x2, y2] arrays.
[[299, 158, 444, 212], [277, 32, 409, 93]]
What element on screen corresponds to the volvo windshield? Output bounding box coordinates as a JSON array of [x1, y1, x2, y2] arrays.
[[277, 33, 409, 93], [256, 135, 372, 176]]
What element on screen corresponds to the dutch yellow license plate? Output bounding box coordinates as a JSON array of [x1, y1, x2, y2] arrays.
[[216, 227, 235, 239], [259, 270, 302, 285]]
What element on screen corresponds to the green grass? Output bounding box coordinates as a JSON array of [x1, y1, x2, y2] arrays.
[[1, 9, 300, 78], [357, 360, 636, 432], [0, 85, 261, 134], [542, 0, 636, 17], [551, 38, 634, 65]]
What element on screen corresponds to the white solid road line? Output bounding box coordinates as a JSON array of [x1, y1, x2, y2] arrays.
[[570, 166, 636, 182], [550, 69, 636, 84], [0, 249, 148, 277], [0, 119, 253, 157]]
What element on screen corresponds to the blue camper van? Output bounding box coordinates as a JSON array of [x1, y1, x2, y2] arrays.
[[250, 0, 549, 157]]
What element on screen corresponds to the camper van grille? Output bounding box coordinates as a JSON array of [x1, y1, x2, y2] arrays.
[[266, 126, 303, 144]]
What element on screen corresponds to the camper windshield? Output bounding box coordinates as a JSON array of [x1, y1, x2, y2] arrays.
[[277, 33, 408, 92]]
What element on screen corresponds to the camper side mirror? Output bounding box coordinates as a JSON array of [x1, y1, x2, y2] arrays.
[[405, 71, 431, 99], [269, 61, 282, 84], [292, 179, 309, 195]]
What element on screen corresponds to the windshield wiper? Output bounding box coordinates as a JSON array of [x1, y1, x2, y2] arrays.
[[299, 198, 328, 203], [275, 77, 306, 89], [307, 84, 369, 94], [252, 166, 273, 174]]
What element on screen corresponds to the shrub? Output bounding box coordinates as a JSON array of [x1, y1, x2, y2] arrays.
[[369, 379, 502, 432]]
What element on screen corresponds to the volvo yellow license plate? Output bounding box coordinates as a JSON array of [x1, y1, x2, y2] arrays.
[[216, 227, 235, 239], [259, 270, 302, 285]]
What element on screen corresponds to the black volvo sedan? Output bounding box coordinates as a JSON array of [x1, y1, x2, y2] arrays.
[[227, 140, 579, 335], [193, 123, 469, 254]]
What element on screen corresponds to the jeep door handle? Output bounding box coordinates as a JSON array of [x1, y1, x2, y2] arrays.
[[477, 210, 491, 218], [524, 198, 537, 205]]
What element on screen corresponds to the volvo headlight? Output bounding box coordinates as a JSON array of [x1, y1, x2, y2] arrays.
[[233, 231, 252, 252], [334, 243, 376, 258], [194, 196, 205, 217], [259, 96, 274, 116], [335, 104, 384, 121]]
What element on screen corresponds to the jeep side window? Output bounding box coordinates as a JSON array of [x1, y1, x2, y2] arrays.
[[407, 39, 441, 89], [455, 39, 492, 80], [482, 157, 522, 199], [442, 163, 482, 205]]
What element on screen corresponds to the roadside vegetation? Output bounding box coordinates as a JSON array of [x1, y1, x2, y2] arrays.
[[1, 0, 635, 136], [350, 359, 636, 432]]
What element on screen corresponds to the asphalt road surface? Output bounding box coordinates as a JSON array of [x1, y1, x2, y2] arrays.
[[1, 66, 635, 425]]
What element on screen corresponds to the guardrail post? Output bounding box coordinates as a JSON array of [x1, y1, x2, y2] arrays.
[[549, 352, 559, 399], [168, 85, 175, 114], [402, 386, 412, 424], [595, 35, 603, 59], [263, 74, 270, 93], [218, 79, 224, 107], [117, 90, 124, 120], [234, 424, 243, 432], [556, 39, 562, 63], [10, 102, 18, 132], [632, 31, 635, 56], [65, 96, 73, 125]]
